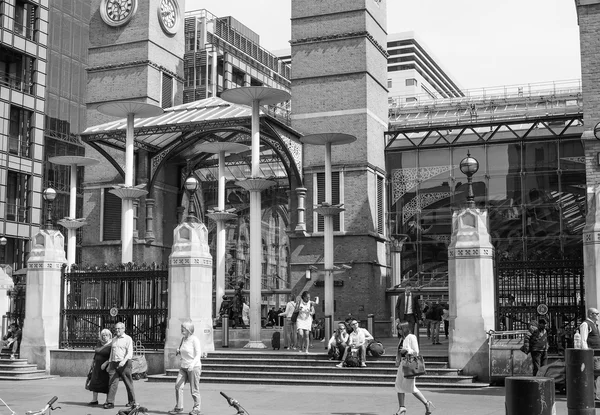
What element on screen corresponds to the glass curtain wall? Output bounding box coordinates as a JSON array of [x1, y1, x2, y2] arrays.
[[387, 137, 585, 286]]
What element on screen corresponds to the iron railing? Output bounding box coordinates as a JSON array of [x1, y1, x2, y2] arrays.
[[59, 264, 169, 350], [496, 259, 584, 354]]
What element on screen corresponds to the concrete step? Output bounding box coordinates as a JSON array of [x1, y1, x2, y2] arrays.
[[0, 363, 40, 371], [206, 351, 450, 363], [0, 374, 56, 381], [201, 356, 448, 368], [185, 369, 477, 383], [186, 364, 459, 377], [148, 374, 488, 389], [0, 369, 50, 378], [0, 358, 30, 365]]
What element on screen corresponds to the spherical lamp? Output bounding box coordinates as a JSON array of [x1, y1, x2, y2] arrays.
[[459, 152, 479, 208]]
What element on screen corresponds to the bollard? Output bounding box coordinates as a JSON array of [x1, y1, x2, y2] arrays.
[[367, 314, 375, 335], [324, 315, 333, 349], [221, 315, 229, 348], [505, 377, 555, 415], [566, 348, 595, 415]]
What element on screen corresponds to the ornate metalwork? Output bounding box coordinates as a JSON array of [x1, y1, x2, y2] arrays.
[[392, 165, 456, 203], [495, 259, 584, 353], [402, 192, 452, 224], [59, 265, 168, 350]]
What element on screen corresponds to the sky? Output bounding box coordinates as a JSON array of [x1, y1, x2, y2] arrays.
[[185, 0, 582, 91]]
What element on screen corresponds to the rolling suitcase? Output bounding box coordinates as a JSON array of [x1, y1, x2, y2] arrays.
[[271, 331, 281, 350]]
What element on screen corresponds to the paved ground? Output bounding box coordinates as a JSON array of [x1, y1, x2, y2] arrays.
[[0, 377, 572, 415]]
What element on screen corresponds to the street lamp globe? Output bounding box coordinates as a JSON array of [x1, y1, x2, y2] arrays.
[[459, 152, 479, 177], [459, 152, 479, 208], [184, 176, 199, 193], [43, 187, 57, 202], [0, 236, 6, 246], [184, 176, 199, 222]]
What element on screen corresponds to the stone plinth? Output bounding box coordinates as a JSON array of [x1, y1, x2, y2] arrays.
[[20, 230, 67, 371], [583, 184, 600, 309], [448, 208, 495, 382], [0, 266, 13, 335], [165, 221, 214, 370]]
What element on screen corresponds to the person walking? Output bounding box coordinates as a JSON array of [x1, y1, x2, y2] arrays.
[[169, 321, 206, 415], [524, 319, 548, 376], [242, 300, 250, 327], [580, 307, 600, 399], [430, 301, 444, 345], [86, 329, 113, 406], [279, 296, 297, 349], [295, 291, 316, 354], [395, 283, 421, 335], [442, 304, 450, 339], [100, 322, 136, 409], [394, 321, 435, 415]]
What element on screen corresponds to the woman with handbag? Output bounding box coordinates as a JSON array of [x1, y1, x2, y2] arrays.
[[295, 291, 316, 354], [394, 322, 435, 415], [86, 328, 113, 406]]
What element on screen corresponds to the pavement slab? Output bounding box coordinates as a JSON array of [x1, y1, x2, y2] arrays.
[[0, 377, 572, 415]]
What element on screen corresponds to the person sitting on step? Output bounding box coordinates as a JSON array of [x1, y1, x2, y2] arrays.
[[337, 320, 373, 367]]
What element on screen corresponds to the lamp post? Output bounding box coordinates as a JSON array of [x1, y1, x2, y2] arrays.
[[184, 176, 199, 222], [459, 152, 479, 208], [43, 187, 57, 230]]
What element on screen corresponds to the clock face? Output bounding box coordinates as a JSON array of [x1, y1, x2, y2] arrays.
[[158, 0, 180, 35], [100, 0, 138, 27]]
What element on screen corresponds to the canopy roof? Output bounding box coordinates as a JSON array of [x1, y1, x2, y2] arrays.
[[80, 97, 304, 188]]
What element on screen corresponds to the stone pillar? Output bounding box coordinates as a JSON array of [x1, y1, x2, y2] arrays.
[[577, 0, 600, 309], [0, 266, 13, 335], [583, 184, 600, 308], [20, 230, 67, 371], [164, 221, 214, 370], [448, 208, 495, 382], [294, 187, 307, 233], [145, 198, 155, 242]]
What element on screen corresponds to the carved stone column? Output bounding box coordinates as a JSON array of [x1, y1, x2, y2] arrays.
[[294, 187, 307, 233], [21, 229, 67, 370], [164, 220, 214, 370], [145, 198, 155, 242], [448, 207, 495, 382]]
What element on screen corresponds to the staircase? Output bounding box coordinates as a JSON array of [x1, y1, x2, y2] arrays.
[[148, 351, 489, 388], [0, 351, 54, 381]]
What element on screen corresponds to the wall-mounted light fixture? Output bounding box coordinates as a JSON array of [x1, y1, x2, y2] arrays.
[[306, 265, 318, 279]]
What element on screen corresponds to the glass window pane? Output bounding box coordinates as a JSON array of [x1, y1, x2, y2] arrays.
[[488, 174, 522, 205], [487, 143, 521, 175], [489, 207, 523, 239], [559, 140, 585, 171], [524, 141, 558, 172]]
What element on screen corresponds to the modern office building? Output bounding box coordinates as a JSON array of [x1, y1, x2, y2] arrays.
[[0, 0, 88, 273], [182, 9, 290, 103], [276, 30, 464, 106]]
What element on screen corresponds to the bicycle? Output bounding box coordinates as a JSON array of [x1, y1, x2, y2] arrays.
[[0, 396, 60, 415], [220, 391, 249, 415]]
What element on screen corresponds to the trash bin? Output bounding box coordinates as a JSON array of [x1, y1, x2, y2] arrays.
[[488, 330, 531, 385], [505, 377, 555, 415]]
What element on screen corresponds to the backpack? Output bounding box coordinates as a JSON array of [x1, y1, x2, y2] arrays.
[[345, 348, 361, 367], [117, 405, 148, 415], [367, 340, 385, 357]]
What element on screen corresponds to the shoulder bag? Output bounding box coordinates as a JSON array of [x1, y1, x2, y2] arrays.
[[291, 302, 300, 323], [402, 354, 426, 378]]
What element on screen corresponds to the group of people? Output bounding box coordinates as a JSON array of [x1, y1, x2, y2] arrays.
[[217, 282, 249, 328], [327, 318, 374, 368], [86, 321, 205, 414], [395, 283, 449, 345], [0, 322, 21, 360]]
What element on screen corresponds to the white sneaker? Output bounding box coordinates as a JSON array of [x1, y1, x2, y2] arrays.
[[336, 363, 344, 368]]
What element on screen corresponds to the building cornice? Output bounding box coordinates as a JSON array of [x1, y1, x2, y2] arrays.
[[87, 60, 185, 82], [291, 31, 389, 58]]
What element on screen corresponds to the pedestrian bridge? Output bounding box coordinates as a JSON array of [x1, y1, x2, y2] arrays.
[[386, 79, 584, 149]]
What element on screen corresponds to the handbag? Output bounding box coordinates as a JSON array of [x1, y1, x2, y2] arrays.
[[519, 344, 529, 354], [84, 362, 93, 390], [290, 301, 300, 323], [402, 354, 426, 378]]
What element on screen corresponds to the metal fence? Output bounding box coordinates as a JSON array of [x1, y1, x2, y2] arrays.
[[59, 264, 168, 350], [496, 259, 584, 353]]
